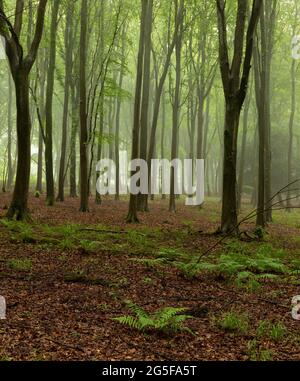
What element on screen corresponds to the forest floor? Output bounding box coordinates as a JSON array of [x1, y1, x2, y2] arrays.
[[0, 193, 300, 361]]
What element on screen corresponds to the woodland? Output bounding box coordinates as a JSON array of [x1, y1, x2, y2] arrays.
[[0, 0, 300, 361]]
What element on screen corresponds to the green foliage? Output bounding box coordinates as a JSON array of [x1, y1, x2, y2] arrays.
[[175, 244, 288, 287], [253, 226, 265, 240], [216, 312, 249, 334], [42, 224, 79, 237], [79, 240, 102, 254], [247, 339, 273, 361], [1, 220, 35, 243], [34, 191, 40, 198], [256, 320, 287, 343], [156, 248, 187, 262], [142, 277, 153, 284], [7, 258, 32, 272], [131, 257, 167, 268], [269, 322, 287, 342], [113, 301, 193, 334], [59, 238, 76, 251]]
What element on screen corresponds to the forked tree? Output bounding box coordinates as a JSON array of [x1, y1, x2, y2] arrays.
[[216, 0, 262, 234], [0, 0, 48, 220]]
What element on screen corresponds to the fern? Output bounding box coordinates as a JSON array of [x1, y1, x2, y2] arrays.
[[131, 258, 167, 268], [113, 302, 193, 334]]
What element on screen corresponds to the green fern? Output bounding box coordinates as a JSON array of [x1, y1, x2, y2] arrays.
[[131, 258, 167, 268], [112, 302, 193, 334]]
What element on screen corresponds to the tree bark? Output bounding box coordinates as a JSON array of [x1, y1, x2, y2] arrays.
[[45, 0, 60, 206], [126, 0, 148, 223], [79, 0, 89, 212], [57, 3, 74, 201], [0, 0, 48, 219], [137, 0, 153, 212], [216, 0, 262, 234], [169, 0, 184, 212]]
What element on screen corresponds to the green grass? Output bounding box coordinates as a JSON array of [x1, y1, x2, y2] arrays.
[[216, 311, 249, 334], [7, 258, 32, 272], [247, 339, 273, 361]]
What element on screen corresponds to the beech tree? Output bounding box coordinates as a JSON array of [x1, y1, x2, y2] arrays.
[[45, 0, 60, 206], [216, 0, 262, 234], [0, 0, 47, 219], [79, 0, 89, 212], [126, 0, 148, 223]]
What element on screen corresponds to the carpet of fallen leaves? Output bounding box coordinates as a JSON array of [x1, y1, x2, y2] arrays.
[[0, 193, 299, 361]]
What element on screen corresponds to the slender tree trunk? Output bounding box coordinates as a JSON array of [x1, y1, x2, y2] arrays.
[[36, 49, 47, 194], [146, 2, 184, 208], [94, 2, 105, 205], [161, 89, 166, 199], [45, 0, 60, 206], [7, 74, 13, 191], [69, 80, 78, 197], [137, 0, 153, 212], [115, 26, 126, 201], [126, 0, 148, 223], [287, 59, 296, 211], [238, 90, 251, 209], [254, 6, 267, 228], [79, 0, 89, 212], [169, 0, 183, 212], [57, 4, 74, 201]]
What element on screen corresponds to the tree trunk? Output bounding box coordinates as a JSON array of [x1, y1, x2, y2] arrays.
[[127, 0, 148, 223], [57, 4, 74, 201], [69, 80, 78, 197], [221, 102, 240, 233], [7, 69, 31, 219], [216, 0, 262, 234], [7, 74, 13, 191], [45, 0, 60, 206], [238, 90, 251, 209], [79, 0, 89, 212], [36, 49, 47, 194], [169, 0, 183, 213], [137, 0, 153, 212], [115, 26, 126, 201], [0, 0, 48, 219], [287, 59, 296, 211]]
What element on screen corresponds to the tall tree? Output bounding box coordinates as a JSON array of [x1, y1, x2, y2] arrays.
[[146, 1, 184, 208], [287, 0, 298, 212], [169, 0, 184, 212], [253, 0, 277, 226], [115, 24, 127, 201], [6, 73, 13, 191], [137, 0, 153, 212], [216, 0, 262, 234], [57, 0, 75, 201], [0, 0, 48, 219], [35, 48, 47, 194], [45, 0, 60, 206], [79, 0, 89, 212], [126, 0, 148, 223]]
